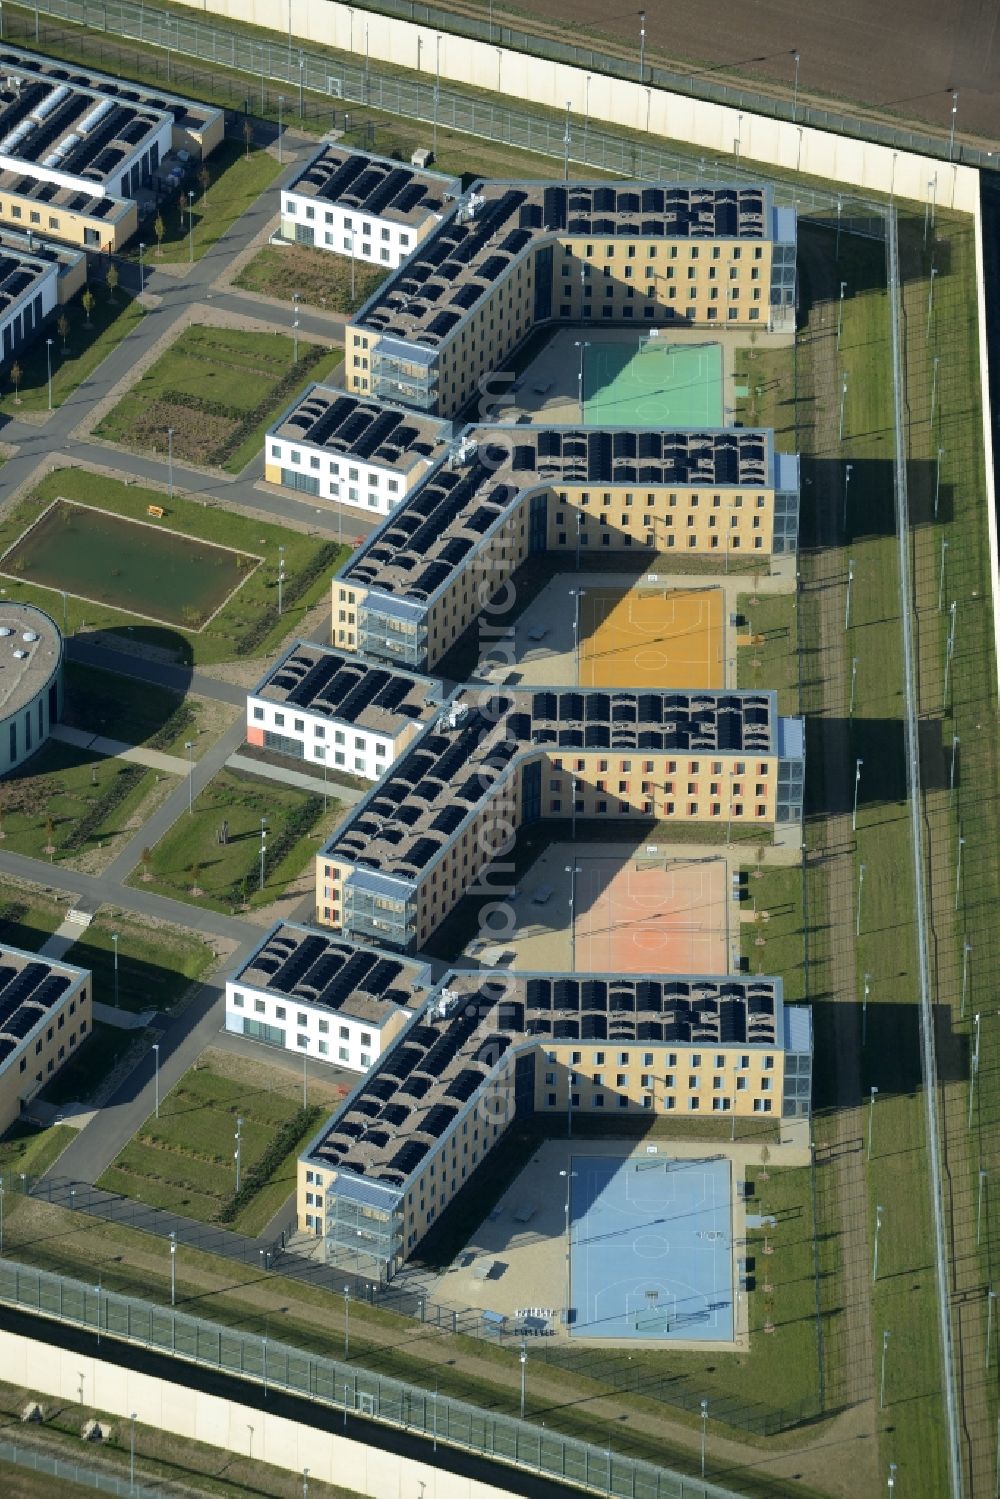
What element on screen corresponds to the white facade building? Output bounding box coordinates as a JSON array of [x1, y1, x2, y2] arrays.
[[246, 642, 439, 779], [279, 144, 460, 267], [0, 603, 63, 775], [264, 387, 451, 516], [225, 923, 431, 1073]]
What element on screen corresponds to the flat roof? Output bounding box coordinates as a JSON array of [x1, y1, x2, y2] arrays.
[[0, 163, 125, 220], [232, 922, 431, 1028], [326, 687, 781, 884], [0, 603, 62, 721], [343, 425, 780, 606], [0, 943, 87, 1074], [251, 644, 440, 736], [0, 231, 65, 313], [0, 74, 163, 184], [306, 969, 788, 1187], [285, 144, 459, 228], [272, 386, 452, 475], [357, 180, 775, 347]]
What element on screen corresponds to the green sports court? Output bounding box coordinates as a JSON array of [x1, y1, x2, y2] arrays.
[[583, 338, 724, 427]]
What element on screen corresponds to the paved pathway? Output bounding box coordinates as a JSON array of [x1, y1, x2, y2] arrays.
[[51, 723, 191, 777], [66, 638, 246, 706], [226, 749, 364, 802]]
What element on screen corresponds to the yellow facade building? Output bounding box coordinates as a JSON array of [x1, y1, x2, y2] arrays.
[[0, 946, 92, 1136]]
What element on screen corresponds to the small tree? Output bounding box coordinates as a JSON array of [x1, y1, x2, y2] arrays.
[[106, 263, 119, 302], [759, 1144, 770, 1182], [10, 360, 22, 405], [141, 845, 153, 881], [198, 164, 211, 204], [154, 213, 165, 257], [81, 287, 95, 328], [189, 861, 202, 893], [57, 312, 70, 353], [242, 117, 253, 159]]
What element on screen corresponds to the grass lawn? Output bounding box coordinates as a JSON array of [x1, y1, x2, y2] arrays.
[[0, 1122, 75, 1185], [736, 589, 799, 715], [61, 662, 219, 759], [137, 140, 282, 263], [97, 1062, 321, 1233], [39, 1022, 138, 1108], [0, 285, 143, 417], [0, 739, 172, 870], [93, 324, 342, 474], [63, 913, 217, 1017], [233, 242, 389, 315], [132, 766, 339, 914], [739, 865, 806, 1002], [0, 468, 346, 664], [0, 889, 64, 952]]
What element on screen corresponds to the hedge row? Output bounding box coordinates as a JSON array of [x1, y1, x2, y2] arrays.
[[63, 765, 147, 851], [217, 1105, 322, 1223]]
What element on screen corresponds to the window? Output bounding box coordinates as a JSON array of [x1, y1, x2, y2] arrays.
[[338, 1046, 349, 1061], [232, 992, 244, 1008]]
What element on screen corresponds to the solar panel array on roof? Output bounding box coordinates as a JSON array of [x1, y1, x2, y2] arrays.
[[245, 928, 413, 1019], [0, 956, 72, 1051]]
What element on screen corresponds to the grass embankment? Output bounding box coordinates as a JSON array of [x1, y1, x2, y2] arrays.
[[98, 1062, 322, 1236], [61, 662, 216, 758], [132, 766, 339, 914], [234, 242, 389, 314], [94, 323, 342, 474], [0, 468, 346, 663], [0, 286, 143, 417]]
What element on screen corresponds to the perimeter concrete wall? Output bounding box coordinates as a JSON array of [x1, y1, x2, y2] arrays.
[[0, 1327, 515, 1499], [174, 0, 976, 210]]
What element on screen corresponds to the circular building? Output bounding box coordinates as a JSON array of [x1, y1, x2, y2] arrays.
[[0, 603, 63, 776]]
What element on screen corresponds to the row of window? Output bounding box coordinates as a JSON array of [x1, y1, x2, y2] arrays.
[[558, 512, 764, 529], [548, 797, 770, 817], [231, 991, 374, 1049], [284, 199, 412, 249], [556, 530, 766, 549], [558, 493, 768, 509], [564, 242, 766, 261], [270, 445, 402, 493], [551, 758, 772, 775], [250, 704, 387, 756], [563, 262, 762, 281], [549, 1049, 775, 1069], [545, 1091, 773, 1112]]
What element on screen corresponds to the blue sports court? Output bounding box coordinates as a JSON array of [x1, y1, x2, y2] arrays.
[[583, 339, 724, 427], [569, 1153, 734, 1342]]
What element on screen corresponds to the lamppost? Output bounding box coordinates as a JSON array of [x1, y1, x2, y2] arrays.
[[112, 930, 119, 1009], [852, 758, 863, 832], [792, 50, 800, 122], [873, 1202, 885, 1282], [845, 556, 855, 631], [299, 50, 305, 118], [988, 1287, 997, 1366], [169, 1230, 176, 1306], [152, 1043, 160, 1118], [260, 816, 268, 892], [955, 832, 965, 911], [960, 934, 971, 1016], [519, 1342, 527, 1417], [187, 189, 194, 263], [968, 1010, 981, 1130], [938, 537, 948, 613], [839, 372, 848, 442], [948, 90, 959, 161], [138, 241, 145, 295], [837, 280, 846, 348], [235, 1115, 243, 1193], [638, 10, 646, 79], [185, 740, 194, 813], [433, 35, 441, 157], [836, 195, 842, 260], [700, 1399, 709, 1478], [167, 425, 174, 500], [862, 972, 871, 1048], [562, 99, 571, 182], [292, 291, 300, 365], [842, 462, 852, 535], [570, 587, 586, 684], [343, 1284, 351, 1357], [46, 337, 53, 410], [278, 95, 285, 165], [574, 339, 590, 423], [559, 1167, 577, 1325], [278, 545, 286, 615], [927, 266, 938, 338], [934, 446, 944, 518], [130, 1410, 137, 1493], [879, 1330, 890, 1409], [856, 862, 866, 938], [978, 1168, 988, 1246], [868, 1085, 878, 1160], [887, 1461, 897, 1496], [850, 655, 858, 718], [347, 228, 356, 303]]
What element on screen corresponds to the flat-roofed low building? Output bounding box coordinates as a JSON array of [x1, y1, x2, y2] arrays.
[[0, 228, 85, 367], [246, 643, 442, 779], [346, 178, 796, 417], [296, 966, 812, 1276], [0, 602, 64, 774], [333, 422, 798, 666], [0, 944, 91, 1134], [226, 922, 432, 1074], [280, 144, 460, 267], [316, 687, 805, 949], [0, 45, 223, 251], [264, 386, 452, 516]]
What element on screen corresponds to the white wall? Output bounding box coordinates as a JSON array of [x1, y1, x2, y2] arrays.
[[266, 432, 408, 515], [281, 189, 424, 266], [0, 1327, 515, 1499], [247, 692, 395, 775], [226, 977, 399, 1070], [172, 0, 978, 210]]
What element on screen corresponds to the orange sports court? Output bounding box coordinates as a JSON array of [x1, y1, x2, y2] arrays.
[[579, 586, 724, 689], [573, 854, 729, 974]]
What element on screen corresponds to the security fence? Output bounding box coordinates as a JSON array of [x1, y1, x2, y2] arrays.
[[0, 1258, 744, 1499], [345, 0, 993, 169], [12, 0, 888, 224], [0, 1437, 165, 1498]]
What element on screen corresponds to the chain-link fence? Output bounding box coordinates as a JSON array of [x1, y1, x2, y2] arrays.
[[0, 1258, 745, 1499], [14, 0, 889, 222], [0, 1437, 164, 1497], [343, 0, 992, 169]]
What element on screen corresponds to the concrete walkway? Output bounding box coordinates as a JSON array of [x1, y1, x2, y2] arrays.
[[226, 750, 365, 803], [51, 723, 190, 777], [38, 919, 86, 963], [92, 1001, 156, 1030]]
